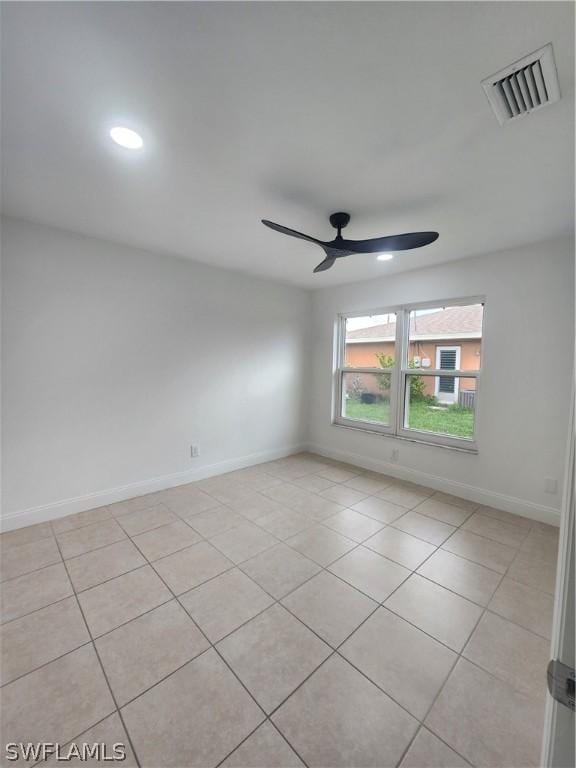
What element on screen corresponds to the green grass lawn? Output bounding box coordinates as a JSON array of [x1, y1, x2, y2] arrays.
[[344, 397, 474, 438]]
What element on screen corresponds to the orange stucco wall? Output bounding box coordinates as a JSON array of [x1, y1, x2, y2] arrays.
[[345, 339, 480, 397]]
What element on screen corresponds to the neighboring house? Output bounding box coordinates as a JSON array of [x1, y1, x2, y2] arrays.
[[346, 304, 483, 404]]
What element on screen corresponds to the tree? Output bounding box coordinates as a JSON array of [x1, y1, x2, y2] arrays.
[[375, 353, 429, 401]]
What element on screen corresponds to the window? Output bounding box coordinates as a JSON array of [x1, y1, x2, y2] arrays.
[[339, 313, 397, 429], [334, 300, 484, 449]]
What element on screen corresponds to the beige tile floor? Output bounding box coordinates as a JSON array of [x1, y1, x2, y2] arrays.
[[0, 453, 559, 767]]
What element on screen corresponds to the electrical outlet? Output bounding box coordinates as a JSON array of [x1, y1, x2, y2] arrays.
[[545, 477, 557, 494], [391, 448, 399, 462], [190, 445, 200, 458]]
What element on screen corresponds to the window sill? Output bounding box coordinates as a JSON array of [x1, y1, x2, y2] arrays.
[[331, 420, 479, 455]]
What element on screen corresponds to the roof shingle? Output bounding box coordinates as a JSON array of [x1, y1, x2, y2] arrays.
[[347, 304, 483, 340]]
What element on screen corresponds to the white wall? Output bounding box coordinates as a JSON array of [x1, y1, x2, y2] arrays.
[[2, 219, 572, 530], [1, 217, 311, 529], [309, 236, 574, 525]]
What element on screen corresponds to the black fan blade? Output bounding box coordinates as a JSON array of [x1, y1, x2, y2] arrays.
[[262, 220, 324, 245], [313, 257, 336, 273], [342, 231, 439, 254]]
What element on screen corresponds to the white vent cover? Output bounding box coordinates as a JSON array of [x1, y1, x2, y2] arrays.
[[482, 43, 560, 125]]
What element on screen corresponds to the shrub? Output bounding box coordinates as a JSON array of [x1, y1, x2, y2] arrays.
[[408, 366, 427, 401], [375, 353, 429, 401], [349, 375, 365, 399], [375, 353, 394, 369]]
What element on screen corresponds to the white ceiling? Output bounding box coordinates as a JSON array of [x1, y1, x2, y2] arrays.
[[1, 2, 574, 288]]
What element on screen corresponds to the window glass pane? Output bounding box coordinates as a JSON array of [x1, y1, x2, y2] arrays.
[[403, 374, 476, 439], [345, 313, 397, 368], [407, 304, 483, 371], [342, 371, 391, 426]]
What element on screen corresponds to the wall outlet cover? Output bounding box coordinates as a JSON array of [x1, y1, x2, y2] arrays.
[[545, 478, 558, 494]]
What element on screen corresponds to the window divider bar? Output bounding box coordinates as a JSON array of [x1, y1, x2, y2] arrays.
[[340, 368, 481, 377], [333, 316, 347, 424], [340, 367, 395, 375], [400, 369, 480, 378], [395, 308, 409, 434]]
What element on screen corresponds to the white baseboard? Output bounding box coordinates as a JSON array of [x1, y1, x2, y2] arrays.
[[308, 442, 561, 527], [3, 439, 561, 531], [1, 443, 307, 532]]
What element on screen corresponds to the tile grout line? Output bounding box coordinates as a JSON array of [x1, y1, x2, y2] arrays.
[[109, 468, 393, 764], [318, 511, 478, 754], [391, 585, 505, 767], [163, 498, 470, 756], [54, 532, 129, 562], [385, 504, 510, 768], [49, 710, 137, 763], [51, 510, 116, 535], [175, 483, 560, 567], [0, 635, 95, 690], [123, 524, 313, 768], [175, 491, 555, 583], [0, 557, 67, 588], [2, 456, 556, 767], [39, 511, 553, 613], [211, 489, 556, 602], [48, 520, 144, 768], [336, 485, 547, 765], [80, 556, 240, 642], [3, 474, 551, 660], [130, 479, 553, 697], [0, 592, 78, 628], [1, 469, 553, 586], [2, 476, 551, 643], [387, 491, 548, 768]]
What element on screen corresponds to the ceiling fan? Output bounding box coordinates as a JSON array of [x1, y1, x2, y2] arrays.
[[262, 212, 439, 273]]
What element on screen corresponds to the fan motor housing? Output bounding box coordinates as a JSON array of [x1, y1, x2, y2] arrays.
[[329, 212, 350, 230]]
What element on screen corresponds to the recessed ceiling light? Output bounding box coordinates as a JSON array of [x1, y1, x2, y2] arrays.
[[377, 253, 394, 261], [110, 126, 143, 149]]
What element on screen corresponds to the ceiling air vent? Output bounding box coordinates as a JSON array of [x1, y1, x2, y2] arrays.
[[482, 43, 560, 125]]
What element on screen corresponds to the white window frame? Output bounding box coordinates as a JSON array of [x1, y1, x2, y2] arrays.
[[333, 297, 484, 451], [334, 311, 399, 436]]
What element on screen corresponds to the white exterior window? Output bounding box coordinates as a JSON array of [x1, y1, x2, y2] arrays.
[[334, 299, 484, 450]]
